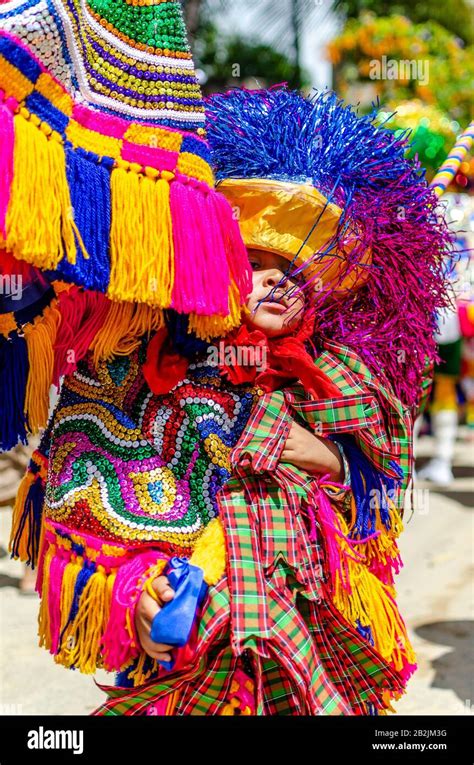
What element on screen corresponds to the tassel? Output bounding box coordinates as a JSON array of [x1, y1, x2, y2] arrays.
[[5, 112, 78, 269], [23, 303, 61, 433], [58, 147, 112, 292], [90, 301, 164, 366], [48, 553, 68, 655], [102, 550, 168, 672], [38, 542, 55, 651], [187, 277, 244, 341], [0, 94, 15, 238], [109, 165, 174, 306], [9, 458, 46, 566], [332, 511, 417, 674], [170, 178, 229, 316], [58, 564, 111, 674], [53, 288, 110, 384], [0, 332, 28, 450]]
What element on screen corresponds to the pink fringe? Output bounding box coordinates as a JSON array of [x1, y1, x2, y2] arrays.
[[0, 93, 15, 238], [170, 177, 230, 315], [48, 553, 67, 655], [102, 550, 169, 672]]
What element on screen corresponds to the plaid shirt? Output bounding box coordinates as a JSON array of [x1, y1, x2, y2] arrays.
[[93, 339, 411, 715]]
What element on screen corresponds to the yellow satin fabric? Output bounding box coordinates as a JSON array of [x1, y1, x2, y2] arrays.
[[218, 177, 371, 295]]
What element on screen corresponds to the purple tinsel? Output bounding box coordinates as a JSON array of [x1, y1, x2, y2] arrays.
[[206, 88, 454, 410]]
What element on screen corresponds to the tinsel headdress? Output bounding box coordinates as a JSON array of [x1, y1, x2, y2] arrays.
[[205, 87, 454, 410]]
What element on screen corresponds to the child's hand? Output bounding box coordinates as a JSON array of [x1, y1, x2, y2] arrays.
[[135, 575, 175, 662], [280, 421, 343, 481]]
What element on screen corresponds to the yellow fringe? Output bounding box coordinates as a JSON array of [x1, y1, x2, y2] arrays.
[[333, 557, 416, 672], [23, 302, 62, 433], [90, 301, 164, 365], [331, 508, 415, 672], [190, 517, 226, 585], [56, 564, 111, 674], [109, 166, 174, 306], [127, 650, 161, 686], [188, 280, 244, 341], [6, 113, 79, 268]]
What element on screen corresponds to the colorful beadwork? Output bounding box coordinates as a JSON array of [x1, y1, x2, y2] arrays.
[[45, 341, 260, 550]]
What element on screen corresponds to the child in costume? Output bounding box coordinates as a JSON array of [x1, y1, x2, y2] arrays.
[[0, 5, 452, 716]]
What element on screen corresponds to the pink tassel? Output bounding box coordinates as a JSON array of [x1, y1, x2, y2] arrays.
[[170, 177, 230, 315], [102, 550, 169, 671], [0, 93, 16, 238], [48, 553, 67, 654]]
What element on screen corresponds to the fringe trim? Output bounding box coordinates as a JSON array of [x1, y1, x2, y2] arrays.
[[8, 449, 47, 567]]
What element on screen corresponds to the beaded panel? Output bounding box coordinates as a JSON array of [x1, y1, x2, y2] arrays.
[[0, 0, 205, 128], [45, 343, 260, 551]]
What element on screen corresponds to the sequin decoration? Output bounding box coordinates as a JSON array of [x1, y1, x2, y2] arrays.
[[45, 341, 259, 551]]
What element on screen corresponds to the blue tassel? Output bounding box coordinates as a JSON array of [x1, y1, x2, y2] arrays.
[[0, 333, 28, 451], [330, 434, 399, 538], [164, 310, 210, 358], [10, 462, 45, 568], [58, 560, 96, 649], [54, 147, 112, 292]]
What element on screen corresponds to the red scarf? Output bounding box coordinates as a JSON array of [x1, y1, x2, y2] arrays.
[[142, 316, 341, 400]]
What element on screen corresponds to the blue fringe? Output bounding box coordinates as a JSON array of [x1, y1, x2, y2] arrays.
[[329, 434, 400, 538], [58, 559, 96, 650], [0, 333, 29, 451], [10, 463, 45, 568], [54, 147, 112, 292], [164, 310, 210, 359]]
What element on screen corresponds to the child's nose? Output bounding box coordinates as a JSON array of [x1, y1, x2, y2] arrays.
[[263, 269, 287, 288]]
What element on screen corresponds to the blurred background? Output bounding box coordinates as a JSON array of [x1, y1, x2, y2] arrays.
[[0, 0, 473, 715]]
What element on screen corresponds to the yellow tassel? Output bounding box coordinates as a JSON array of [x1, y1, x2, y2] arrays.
[[188, 279, 244, 341], [109, 165, 174, 306], [190, 517, 226, 585], [37, 543, 55, 650], [57, 564, 111, 674], [6, 113, 78, 268], [54, 554, 82, 662], [128, 651, 161, 686], [330, 510, 416, 672], [90, 301, 164, 365], [23, 302, 61, 433]]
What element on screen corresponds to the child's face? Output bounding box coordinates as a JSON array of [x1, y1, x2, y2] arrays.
[[245, 249, 306, 338]]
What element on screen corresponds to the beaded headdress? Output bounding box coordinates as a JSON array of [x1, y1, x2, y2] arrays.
[[0, 0, 251, 332], [206, 87, 454, 411]]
